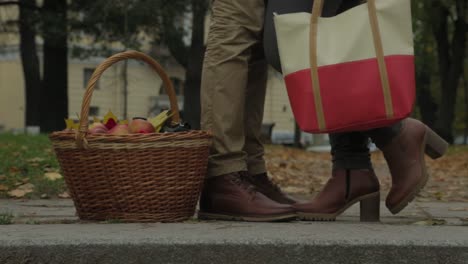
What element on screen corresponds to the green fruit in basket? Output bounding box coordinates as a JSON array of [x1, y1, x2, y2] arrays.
[[149, 110, 174, 132], [129, 118, 155, 134]]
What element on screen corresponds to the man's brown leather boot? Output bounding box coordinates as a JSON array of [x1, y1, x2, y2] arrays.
[[376, 118, 448, 214], [247, 173, 300, 204], [294, 169, 380, 222], [198, 172, 297, 222]]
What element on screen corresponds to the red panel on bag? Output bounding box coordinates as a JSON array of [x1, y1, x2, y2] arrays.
[[284, 55, 415, 133]]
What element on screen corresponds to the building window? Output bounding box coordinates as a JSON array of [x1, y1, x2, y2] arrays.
[[84, 68, 99, 89], [160, 77, 184, 96], [89, 106, 99, 117]]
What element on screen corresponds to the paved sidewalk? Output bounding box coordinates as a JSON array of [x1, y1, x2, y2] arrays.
[[1, 199, 468, 264], [1, 199, 468, 225]]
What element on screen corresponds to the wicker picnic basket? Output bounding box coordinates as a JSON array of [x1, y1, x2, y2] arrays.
[[49, 51, 212, 222]]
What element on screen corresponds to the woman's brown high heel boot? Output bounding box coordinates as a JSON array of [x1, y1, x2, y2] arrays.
[[377, 118, 448, 214], [294, 169, 380, 222]]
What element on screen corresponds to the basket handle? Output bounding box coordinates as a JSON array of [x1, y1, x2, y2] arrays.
[[76, 50, 181, 148]]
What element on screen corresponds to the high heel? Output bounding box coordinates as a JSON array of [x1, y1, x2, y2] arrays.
[[424, 126, 449, 160], [360, 192, 380, 222]]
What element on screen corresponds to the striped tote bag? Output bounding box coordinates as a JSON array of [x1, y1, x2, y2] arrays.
[[273, 0, 415, 133]]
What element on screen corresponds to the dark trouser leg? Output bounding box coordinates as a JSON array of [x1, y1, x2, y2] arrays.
[[243, 43, 269, 176], [367, 122, 403, 149], [330, 121, 403, 170], [329, 132, 372, 170], [330, 122, 401, 170]]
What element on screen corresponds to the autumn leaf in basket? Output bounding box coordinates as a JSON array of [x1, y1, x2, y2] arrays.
[[103, 110, 118, 130], [64, 118, 79, 131]]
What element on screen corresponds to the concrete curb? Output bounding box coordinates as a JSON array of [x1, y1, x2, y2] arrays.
[[1, 223, 468, 264]]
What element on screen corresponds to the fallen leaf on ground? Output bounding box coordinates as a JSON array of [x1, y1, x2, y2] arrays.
[[413, 219, 447, 226], [14, 179, 29, 186], [416, 198, 432, 202], [58, 191, 70, 198], [27, 157, 45, 163], [0, 184, 8, 191], [434, 192, 444, 200], [265, 145, 468, 202], [0, 175, 6, 181], [449, 207, 468, 211], [43, 167, 59, 172], [7, 183, 34, 198], [44, 172, 62, 181], [9, 167, 20, 174], [282, 186, 308, 194]]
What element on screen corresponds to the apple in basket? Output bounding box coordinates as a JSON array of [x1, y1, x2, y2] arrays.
[[108, 124, 129, 135], [88, 122, 109, 134], [128, 118, 155, 134]]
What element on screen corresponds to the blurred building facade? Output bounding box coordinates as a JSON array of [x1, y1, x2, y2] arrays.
[[0, 6, 307, 144]]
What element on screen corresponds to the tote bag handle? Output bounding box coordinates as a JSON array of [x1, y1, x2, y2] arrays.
[[309, 0, 394, 131]]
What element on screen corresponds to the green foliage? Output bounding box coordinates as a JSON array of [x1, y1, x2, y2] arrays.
[[0, 211, 14, 225], [411, 0, 467, 139], [68, 0, 189, 58]]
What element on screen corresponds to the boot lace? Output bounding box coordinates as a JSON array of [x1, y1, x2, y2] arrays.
[[230, 172, 257, 196], [251, 174, 282, 193]]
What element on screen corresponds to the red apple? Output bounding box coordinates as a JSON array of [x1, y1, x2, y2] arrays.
[[128, 118, 155, 134], [88, 122, 109, 134], [108, 124, 129, 135]]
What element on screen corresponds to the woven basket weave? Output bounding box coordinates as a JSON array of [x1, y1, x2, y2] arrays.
[[49, 51, 212, 222]]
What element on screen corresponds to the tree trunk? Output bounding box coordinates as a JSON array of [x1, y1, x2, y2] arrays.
[[183, 0, 208, 129], [40, 0, 68, 132], [416, 71, 437, 129], [19, 0, 41, 127], [432, 1, 466, 144], [464, 76, 468, 145]]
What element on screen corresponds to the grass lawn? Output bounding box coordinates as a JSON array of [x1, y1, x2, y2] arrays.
[[0, 133, 65, 199]]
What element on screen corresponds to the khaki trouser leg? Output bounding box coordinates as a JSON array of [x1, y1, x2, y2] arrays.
[[201, 0, 266, 178], [243, 43, 268, 176]]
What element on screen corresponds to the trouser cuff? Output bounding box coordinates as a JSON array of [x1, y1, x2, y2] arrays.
[[247, 161, 267, 176], [206, 160, 247, 178]]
